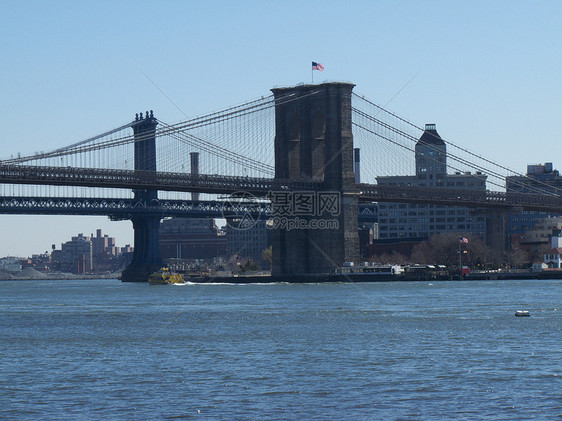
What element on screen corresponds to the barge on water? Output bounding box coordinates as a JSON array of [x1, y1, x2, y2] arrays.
[[184, 264, 449, 283]]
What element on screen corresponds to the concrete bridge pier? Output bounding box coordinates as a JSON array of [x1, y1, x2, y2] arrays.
[[121, 214, 163, 282], [121, 111, 164, 282]]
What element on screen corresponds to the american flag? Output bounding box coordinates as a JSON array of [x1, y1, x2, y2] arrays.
[[459, 237, 469, 244], [312, 61, 324, 71]]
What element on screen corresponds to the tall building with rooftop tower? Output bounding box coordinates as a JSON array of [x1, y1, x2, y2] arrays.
[[376, 124, 487, 241]]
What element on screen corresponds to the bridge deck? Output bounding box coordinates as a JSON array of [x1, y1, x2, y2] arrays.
[[1, 164, 561, 213]]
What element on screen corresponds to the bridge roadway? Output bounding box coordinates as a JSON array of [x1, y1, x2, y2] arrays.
[[0, 196, 262, 218], [0, 195, 380, 223], [1, 164, 562, 213], [357, 184, 562, 213], [0, 164, 312, 196]]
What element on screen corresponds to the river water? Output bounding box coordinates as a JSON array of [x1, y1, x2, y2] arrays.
[[1, 279, 560, 419]]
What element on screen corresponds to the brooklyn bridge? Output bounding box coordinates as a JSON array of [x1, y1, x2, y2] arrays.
[[1, 82, 560, 281]]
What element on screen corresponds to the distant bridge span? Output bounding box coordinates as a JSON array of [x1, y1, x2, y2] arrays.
[[0, 195, 379, 223], [3, 82, 562, 280], [357, 184, 562, 213], [0, 196, 265, 218], [0, 164, 313, 196], [1, 164, 562, 213]]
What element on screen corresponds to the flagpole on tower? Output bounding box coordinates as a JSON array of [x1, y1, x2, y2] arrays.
[[311, 61, 324, 84], [458, 237, 469, 278], [459, 241, 462, 278]]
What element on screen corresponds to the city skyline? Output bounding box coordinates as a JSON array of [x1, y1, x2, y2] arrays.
[[0, 221, 132, 259], [2, 0, 562, 257]]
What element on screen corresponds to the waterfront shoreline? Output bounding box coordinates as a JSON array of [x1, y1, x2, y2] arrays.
[[187, 270, 562, 284], [4, 270, 562, 283], [0, 271, 120, 281]]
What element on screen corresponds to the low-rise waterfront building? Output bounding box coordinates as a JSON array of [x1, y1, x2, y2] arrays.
[[514, 216, 562, 257], [0, 257, 22, 273], [61, 233, 93, 273], [507, 162, 562, 194], [544, 228, 562, 269], [91, 229, 118, 257], [159, 218, 226, 260], [120, 244, 134, 254], [507, 162, 562, 248]]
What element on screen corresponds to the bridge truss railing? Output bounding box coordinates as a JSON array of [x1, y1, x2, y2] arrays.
[[2, 165, 562, 214], [0, 196, 269, 218], [0, 164, 317, 196], [0, 196, 379, 224], [358, 184, 562, 213]]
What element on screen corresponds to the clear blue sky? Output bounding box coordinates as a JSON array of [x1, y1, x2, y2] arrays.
[[1, 0, 561, 257]]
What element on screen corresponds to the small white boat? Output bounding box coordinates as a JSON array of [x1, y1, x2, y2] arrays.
[[515, 310, 530, 317]]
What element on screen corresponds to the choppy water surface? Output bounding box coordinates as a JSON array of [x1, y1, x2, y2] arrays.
[[1, 279, 561, 419]]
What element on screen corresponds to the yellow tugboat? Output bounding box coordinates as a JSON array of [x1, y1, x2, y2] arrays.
[[148, 267, 184, 285]]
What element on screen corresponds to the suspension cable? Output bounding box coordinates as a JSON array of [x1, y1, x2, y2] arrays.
[[352, 93, 561, 196]]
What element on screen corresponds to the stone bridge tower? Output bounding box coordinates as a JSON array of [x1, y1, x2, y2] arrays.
[[271, 82, 359, 276], [120, 111, 164, 282]]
